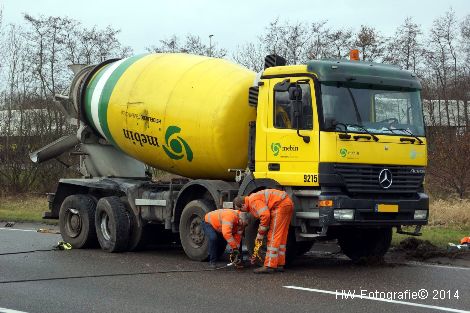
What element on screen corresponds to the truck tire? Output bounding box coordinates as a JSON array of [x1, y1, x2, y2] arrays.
[[59, 194, 98, 249], [95, 196, 131, 252], [179, 199, 214, 261], [338, 227, 392, 262], [123, 201, 145, 251]]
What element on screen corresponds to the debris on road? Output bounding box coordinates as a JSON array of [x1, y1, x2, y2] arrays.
[[37, 228, 60, 234], [396, 237, 470, 260]]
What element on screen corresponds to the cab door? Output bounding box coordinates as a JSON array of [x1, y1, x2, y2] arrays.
[[255, 77, 319, 186]]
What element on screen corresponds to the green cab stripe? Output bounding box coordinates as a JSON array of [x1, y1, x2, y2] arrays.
[[84, 65, 110, 126], [98, 54, 148, 145]]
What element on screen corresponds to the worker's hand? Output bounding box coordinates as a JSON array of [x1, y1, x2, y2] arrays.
[[256, 233, 264, 241]]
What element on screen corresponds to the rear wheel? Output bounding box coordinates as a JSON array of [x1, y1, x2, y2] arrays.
[[338, 227, 392, 262], [179, 199, 214, 261], [95, 196, 130, 252], [59, 194, 97, 249], [124, 201, 145, 251]]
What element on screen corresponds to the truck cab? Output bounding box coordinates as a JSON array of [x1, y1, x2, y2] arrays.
[[248, 58, 428, 260]]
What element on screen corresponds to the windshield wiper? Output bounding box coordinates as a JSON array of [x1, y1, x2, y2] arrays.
[[333, 122, 379, 142], [382, 127, 423, 144], [346, 88, 363, 125]]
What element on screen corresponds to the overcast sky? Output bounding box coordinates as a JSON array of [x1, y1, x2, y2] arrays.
[[1, 0, 469, 54]]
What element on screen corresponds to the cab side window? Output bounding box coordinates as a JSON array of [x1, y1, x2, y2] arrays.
[[273, 83, 312, 130]]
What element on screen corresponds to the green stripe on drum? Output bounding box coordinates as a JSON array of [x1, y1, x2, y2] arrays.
[[98, 54, 148, 145], [84, 65, 110, 127]]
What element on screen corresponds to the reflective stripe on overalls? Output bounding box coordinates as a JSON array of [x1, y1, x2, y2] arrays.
[[262, 190, 293, 268], [205, 209, 240, 249]]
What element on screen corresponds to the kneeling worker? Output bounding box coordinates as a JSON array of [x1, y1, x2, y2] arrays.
[[203, 209, 249, 268], [233, 189, 294, 274]]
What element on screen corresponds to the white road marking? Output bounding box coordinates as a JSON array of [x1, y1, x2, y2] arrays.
[[0, 228, 37, 232], [283, 286, 470, 313], [404, 261, 470, 271], [0, 308, 30, 313]]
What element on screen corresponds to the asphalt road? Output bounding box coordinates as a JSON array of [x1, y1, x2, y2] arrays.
[[0, 225, 469, 313]]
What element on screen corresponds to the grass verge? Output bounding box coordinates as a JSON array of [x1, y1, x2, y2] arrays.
[[392, 226, 470, 248], [0, 195, 52, 223]]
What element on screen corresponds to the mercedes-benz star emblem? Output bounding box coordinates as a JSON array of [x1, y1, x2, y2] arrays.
[[379, 169, 393, 189]]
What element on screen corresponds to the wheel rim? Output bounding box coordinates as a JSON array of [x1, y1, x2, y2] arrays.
[[188, 214, 204, 248], [100, 212, 112, 241], [65, 208, 81, 238]]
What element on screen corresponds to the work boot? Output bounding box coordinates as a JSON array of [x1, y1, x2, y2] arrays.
[[276, 266, 285, 272], [253, 266, 274, 274]]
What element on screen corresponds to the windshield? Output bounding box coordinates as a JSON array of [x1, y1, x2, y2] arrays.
[[320, 83, 425, 137]]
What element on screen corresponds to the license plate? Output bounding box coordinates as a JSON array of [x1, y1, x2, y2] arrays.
[[376, 204, 399, 213]]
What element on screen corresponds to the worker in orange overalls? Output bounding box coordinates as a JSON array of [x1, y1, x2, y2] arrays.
[[203, 209, 249, 269], [233, 189, 294, 274]]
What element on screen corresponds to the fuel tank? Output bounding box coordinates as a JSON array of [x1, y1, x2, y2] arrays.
[[77, 53, 256, 179]]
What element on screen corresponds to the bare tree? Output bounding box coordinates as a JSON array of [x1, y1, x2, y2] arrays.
[[354, 25, 386, 62], [327, 28, 354, 59], [146, 34, 226, 57], [385, 17, 422, 72], [0, 14, 130, 194], [232, 40, 265, 72]]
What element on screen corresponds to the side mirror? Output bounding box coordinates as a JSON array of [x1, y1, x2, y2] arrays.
[[289, 84, 302, 101], [274, 79, 290, 92], [290, 84, 310, 144]]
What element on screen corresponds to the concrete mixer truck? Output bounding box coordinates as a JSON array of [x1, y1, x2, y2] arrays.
[[31, 53, 429, 262]]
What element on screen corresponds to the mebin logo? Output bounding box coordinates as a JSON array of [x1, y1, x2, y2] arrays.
[[340, 148, 348, 157], [271, 143, 282, 156], [162, 126, 193, 161], [271, 142, 299, 156]]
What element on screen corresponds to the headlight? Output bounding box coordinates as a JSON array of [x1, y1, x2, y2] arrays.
[[414, 210, 428, 220], [334, 209, 354, 220]]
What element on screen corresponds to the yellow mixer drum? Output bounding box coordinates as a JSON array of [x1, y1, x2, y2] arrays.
[[83, 53, 256, 179]]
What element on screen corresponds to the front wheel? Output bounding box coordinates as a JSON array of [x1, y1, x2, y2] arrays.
[[338, 227, 392, 262], [179, 199, 215, 261]]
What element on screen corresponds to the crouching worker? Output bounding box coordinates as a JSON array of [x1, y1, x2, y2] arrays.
[[233, 189, 294, 274], [203, 209, 249, 269]]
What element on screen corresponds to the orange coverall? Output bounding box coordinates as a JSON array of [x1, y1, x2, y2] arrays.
[[204, 209, 243, 250], [244, 189, 294, 268]]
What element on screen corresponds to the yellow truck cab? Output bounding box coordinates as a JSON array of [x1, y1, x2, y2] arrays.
[[243, 57, 428, 260]]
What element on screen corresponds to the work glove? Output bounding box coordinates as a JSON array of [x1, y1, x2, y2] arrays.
[[230, 249, 241, 264]]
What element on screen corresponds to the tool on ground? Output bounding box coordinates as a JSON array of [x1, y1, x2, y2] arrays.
[[228, 249, 244, 269], [55, 241, 72, 250], [229, 249, 240, 264]]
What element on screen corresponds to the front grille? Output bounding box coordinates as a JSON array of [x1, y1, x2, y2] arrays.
[[333, 163, 424, 194]]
